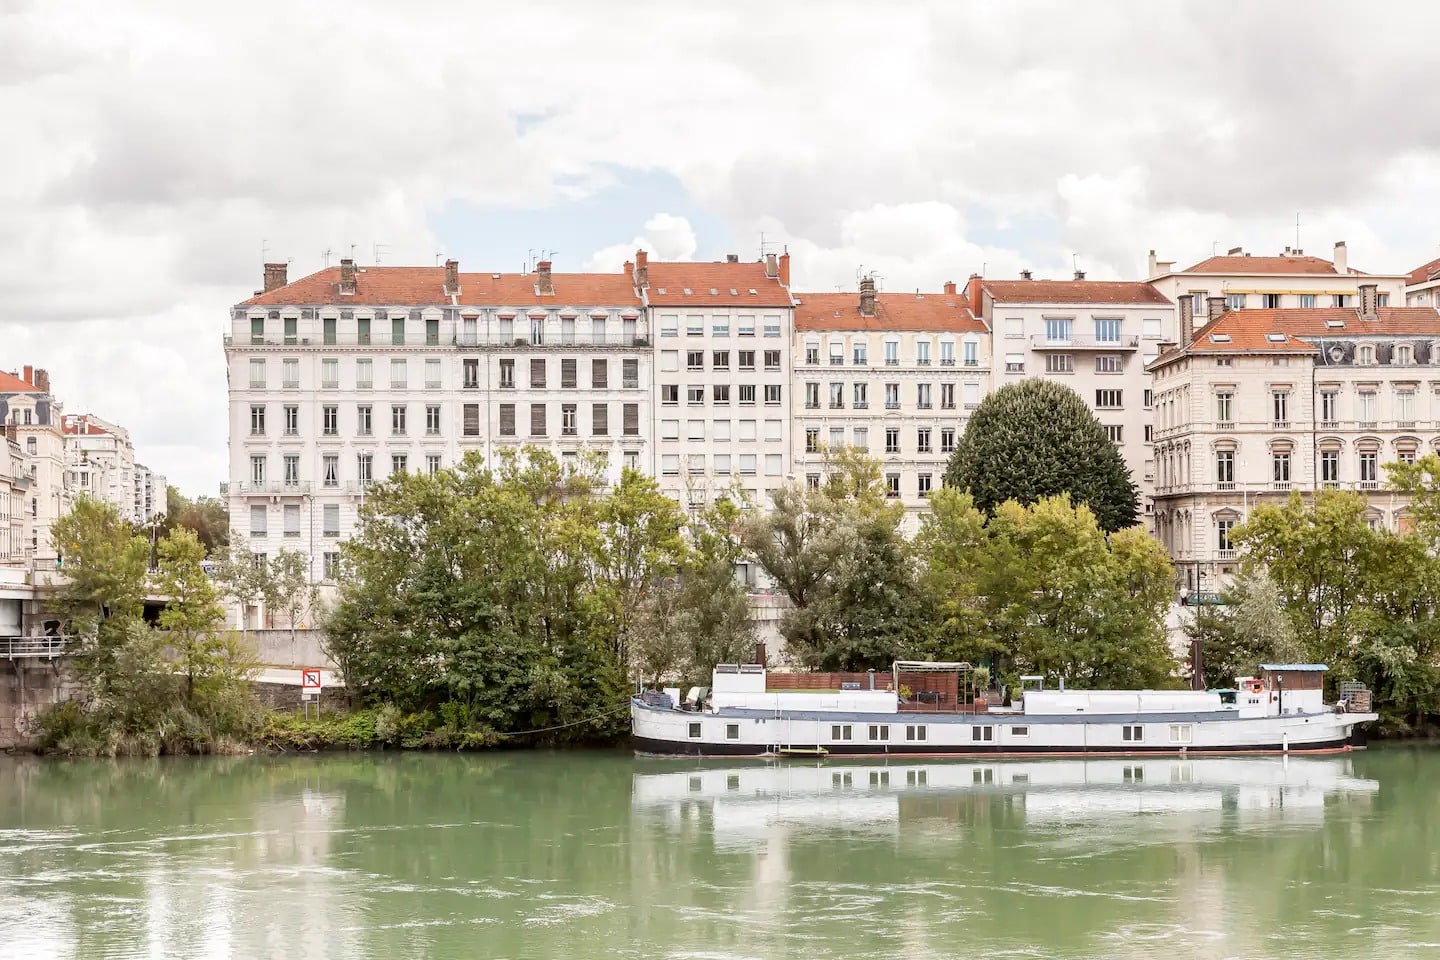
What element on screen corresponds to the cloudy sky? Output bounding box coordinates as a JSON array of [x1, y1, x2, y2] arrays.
[[5, 0, 1440, 496]]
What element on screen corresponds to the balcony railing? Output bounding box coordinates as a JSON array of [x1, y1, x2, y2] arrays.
[[230, 481, 313, 495], [1030, 335, 1140, 350], [1271, 481, 1292, 492], [453, 334, 650, 348], [0, 636, 68, 660]]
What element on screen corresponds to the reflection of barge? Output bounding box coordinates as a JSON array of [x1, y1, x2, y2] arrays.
[[630, 757, 1380, 846], [631, 661, 1377, 757]]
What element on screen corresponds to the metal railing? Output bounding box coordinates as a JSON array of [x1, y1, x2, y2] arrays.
[[0, 636, 68, 659], [1030, 335, 1140, 350], [453, 334, 650, 348]]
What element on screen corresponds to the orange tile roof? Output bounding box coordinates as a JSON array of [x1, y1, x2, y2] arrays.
[[1183, 307, 1440, 353], [981, 280, 1171, 306], [644, 261, 791, 307], [794, 292, 985, 333], [0, 371, 39, 392], [1179, 255, 1344, 275], [240, 267, 641, 307], [1406, 256, 1440, 286], [61, 415, 112, 436]]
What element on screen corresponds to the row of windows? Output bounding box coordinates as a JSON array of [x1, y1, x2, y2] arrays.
[[1202, 388, 1420, 428], [250, 315, 640, 346], [706, 722, 1194, 742], [660, 384, 783, 405], [662, 453, 784, 477], [799, 339, 980, 367], [661, 349, 782, 372], [801, 382, 981, 410], [805, 426, 957, 455], [248, 447, 645, 490], [661, 420, 784, 442], [1003, 317, 1164, 340], [657, 315, 784, 337], [1041, 354, 1129, 374], [1200, 292, 1386, 311], [245, 356, 642, 390], [249, 402, 641, 440]]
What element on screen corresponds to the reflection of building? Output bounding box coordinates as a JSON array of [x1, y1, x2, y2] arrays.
[[631, 757, 1378, 850]]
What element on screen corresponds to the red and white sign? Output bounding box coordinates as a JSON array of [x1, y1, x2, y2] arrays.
[[301, 669, 322, 692]]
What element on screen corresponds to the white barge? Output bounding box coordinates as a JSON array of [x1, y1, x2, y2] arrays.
[[630, 661, 1378, 757]]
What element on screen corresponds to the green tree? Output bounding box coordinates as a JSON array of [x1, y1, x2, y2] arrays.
[[264, 549, 315, 636], [945, 379, 1139, 532], [161, 486, 229, 556], [155, 528, 253, 706], [1186, 569, 1305, 689]]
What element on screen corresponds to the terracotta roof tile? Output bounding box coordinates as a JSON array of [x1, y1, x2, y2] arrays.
[[1179, 255, 1344, 275], [241, 267, 641, 307], [1183, 306, 1440, 353], [794, 292, 984, 333], [981, 280, 1171, 306], [644, 261, 791, 307], [0, 371, 39, 392], [1406, 256, 1440, 286]]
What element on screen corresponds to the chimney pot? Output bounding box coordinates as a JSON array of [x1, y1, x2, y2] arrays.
[[1073, 269, 1086, 281], [22, 365, 32, 385], [1147, 249, 1158, 278], [779, 250, 791, 287], [764, 253, 778, 278], [263, 262, 288, 293], [35, 369, 49, 393], [943, 280, 957, 296], [1334, 240, 1348, 274], [536, 260, 554, 296], [444, 258, 459, 295], [635, 249, 648, 268], [339, 259, 357, 295], [726, 254, 739, 263], [1020, 269, 1033, 280], [1178, 294, 1194, 345], [1207, 295, 1227, 324], [635, 250, 649, 288]]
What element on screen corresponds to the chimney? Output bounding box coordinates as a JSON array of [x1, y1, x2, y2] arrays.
[[779, 250, 791, 287], [1147, 249, 1158, 278], [1020, 269, 1033, 280], [725, 254, 739, 263], [1207, 295, 1227, 324], [859, 276, 877, 317], [35, 369, 49, 393], [22, 365, 32, 385], [635, 249, 649, 288], [1227, 246, 1243, 256], [263, 262, 288, 293], [965, 274, 984, 318], [1178, 294, 1194, 345], [1073, 269, 1086, 280], [444, 259, 460, 295], [1359, 282, 1378, 320], [1334, 240, 1348, 274], [764, 253, 779, 278], [536, 260, 554, 296], [339, 258, 357, 295], [943, 280, 957, 296]]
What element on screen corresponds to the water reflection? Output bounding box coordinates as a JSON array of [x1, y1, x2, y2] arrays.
[[631, 756, 1380, 851]]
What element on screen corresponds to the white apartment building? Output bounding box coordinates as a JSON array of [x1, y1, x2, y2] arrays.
[[646, 252, 794, 508], [1149, 285, 1440, 593], [1148, 242, 1407, 312], [792, 278, 988, 524], [0, 429, 24, 562], [1404, 255, 1440, 306], [62, 413, 138, 522], [134, 462, 166, 524], [227, 258, 652, 585], [0, 367, 70, 561], [964, 275, 1177, 517]]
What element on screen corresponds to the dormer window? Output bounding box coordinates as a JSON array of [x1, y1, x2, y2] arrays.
[[1396, 344, 1413, 365], [1357, 344, 1375, 365]]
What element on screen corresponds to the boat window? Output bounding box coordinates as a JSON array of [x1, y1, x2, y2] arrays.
[[868, 724, 890, 741], [1122, 724, 1144, 742], [905, 724, 927, 742], [831, 724, 853, 741], [1169, 724, 1193, 744], [1123, 766, 1144, 782], [725, 723, 739, 740], [1011, 726, 1029, 738], [688, 722, 702, 739], [971, 725, 994, 742]]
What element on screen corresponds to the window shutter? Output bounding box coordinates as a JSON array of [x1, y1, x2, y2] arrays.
[[592, 359, 608, 388], [593, 404, 609, 436], [623, 403, 639, 435], [530, 403, 546, 436]]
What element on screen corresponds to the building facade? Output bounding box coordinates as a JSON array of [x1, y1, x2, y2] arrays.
[[1148, 242, 1407, 313], [0, 367, 70, 561], [646, 252, 794, 507], [792, 278, 988, 524], [62, 413, 138, 523], [1149, 286, 1440, 592], [964, 275, 1177, 518], [228, 258, 654, 584]]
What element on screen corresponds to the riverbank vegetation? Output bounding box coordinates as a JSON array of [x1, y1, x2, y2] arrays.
[[34, 497, 262, 756], [1193, 472, 1440, 735]]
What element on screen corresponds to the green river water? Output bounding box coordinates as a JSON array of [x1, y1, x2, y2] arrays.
[[1, 747, 1437, 959]]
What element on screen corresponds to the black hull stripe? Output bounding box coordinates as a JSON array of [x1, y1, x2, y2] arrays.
[[630, 735, 1355, 758]]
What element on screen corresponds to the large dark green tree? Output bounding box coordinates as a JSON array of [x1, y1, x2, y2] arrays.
[[945, 379, 1139, 532]]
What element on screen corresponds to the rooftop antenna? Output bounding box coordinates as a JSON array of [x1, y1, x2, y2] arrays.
[[1295, 211, 1302, 251], [373, 243, 389, 265], [759, 232, 775, 259], [435, 252, 444, 266], [321, 248, 333, 268], [261, 239, 269, 264], [1213, 241, 1219, 255], [349, 243, 358, 261]]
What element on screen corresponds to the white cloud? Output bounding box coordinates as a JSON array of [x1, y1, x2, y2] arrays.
[[8, 0, 1440, 494]]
